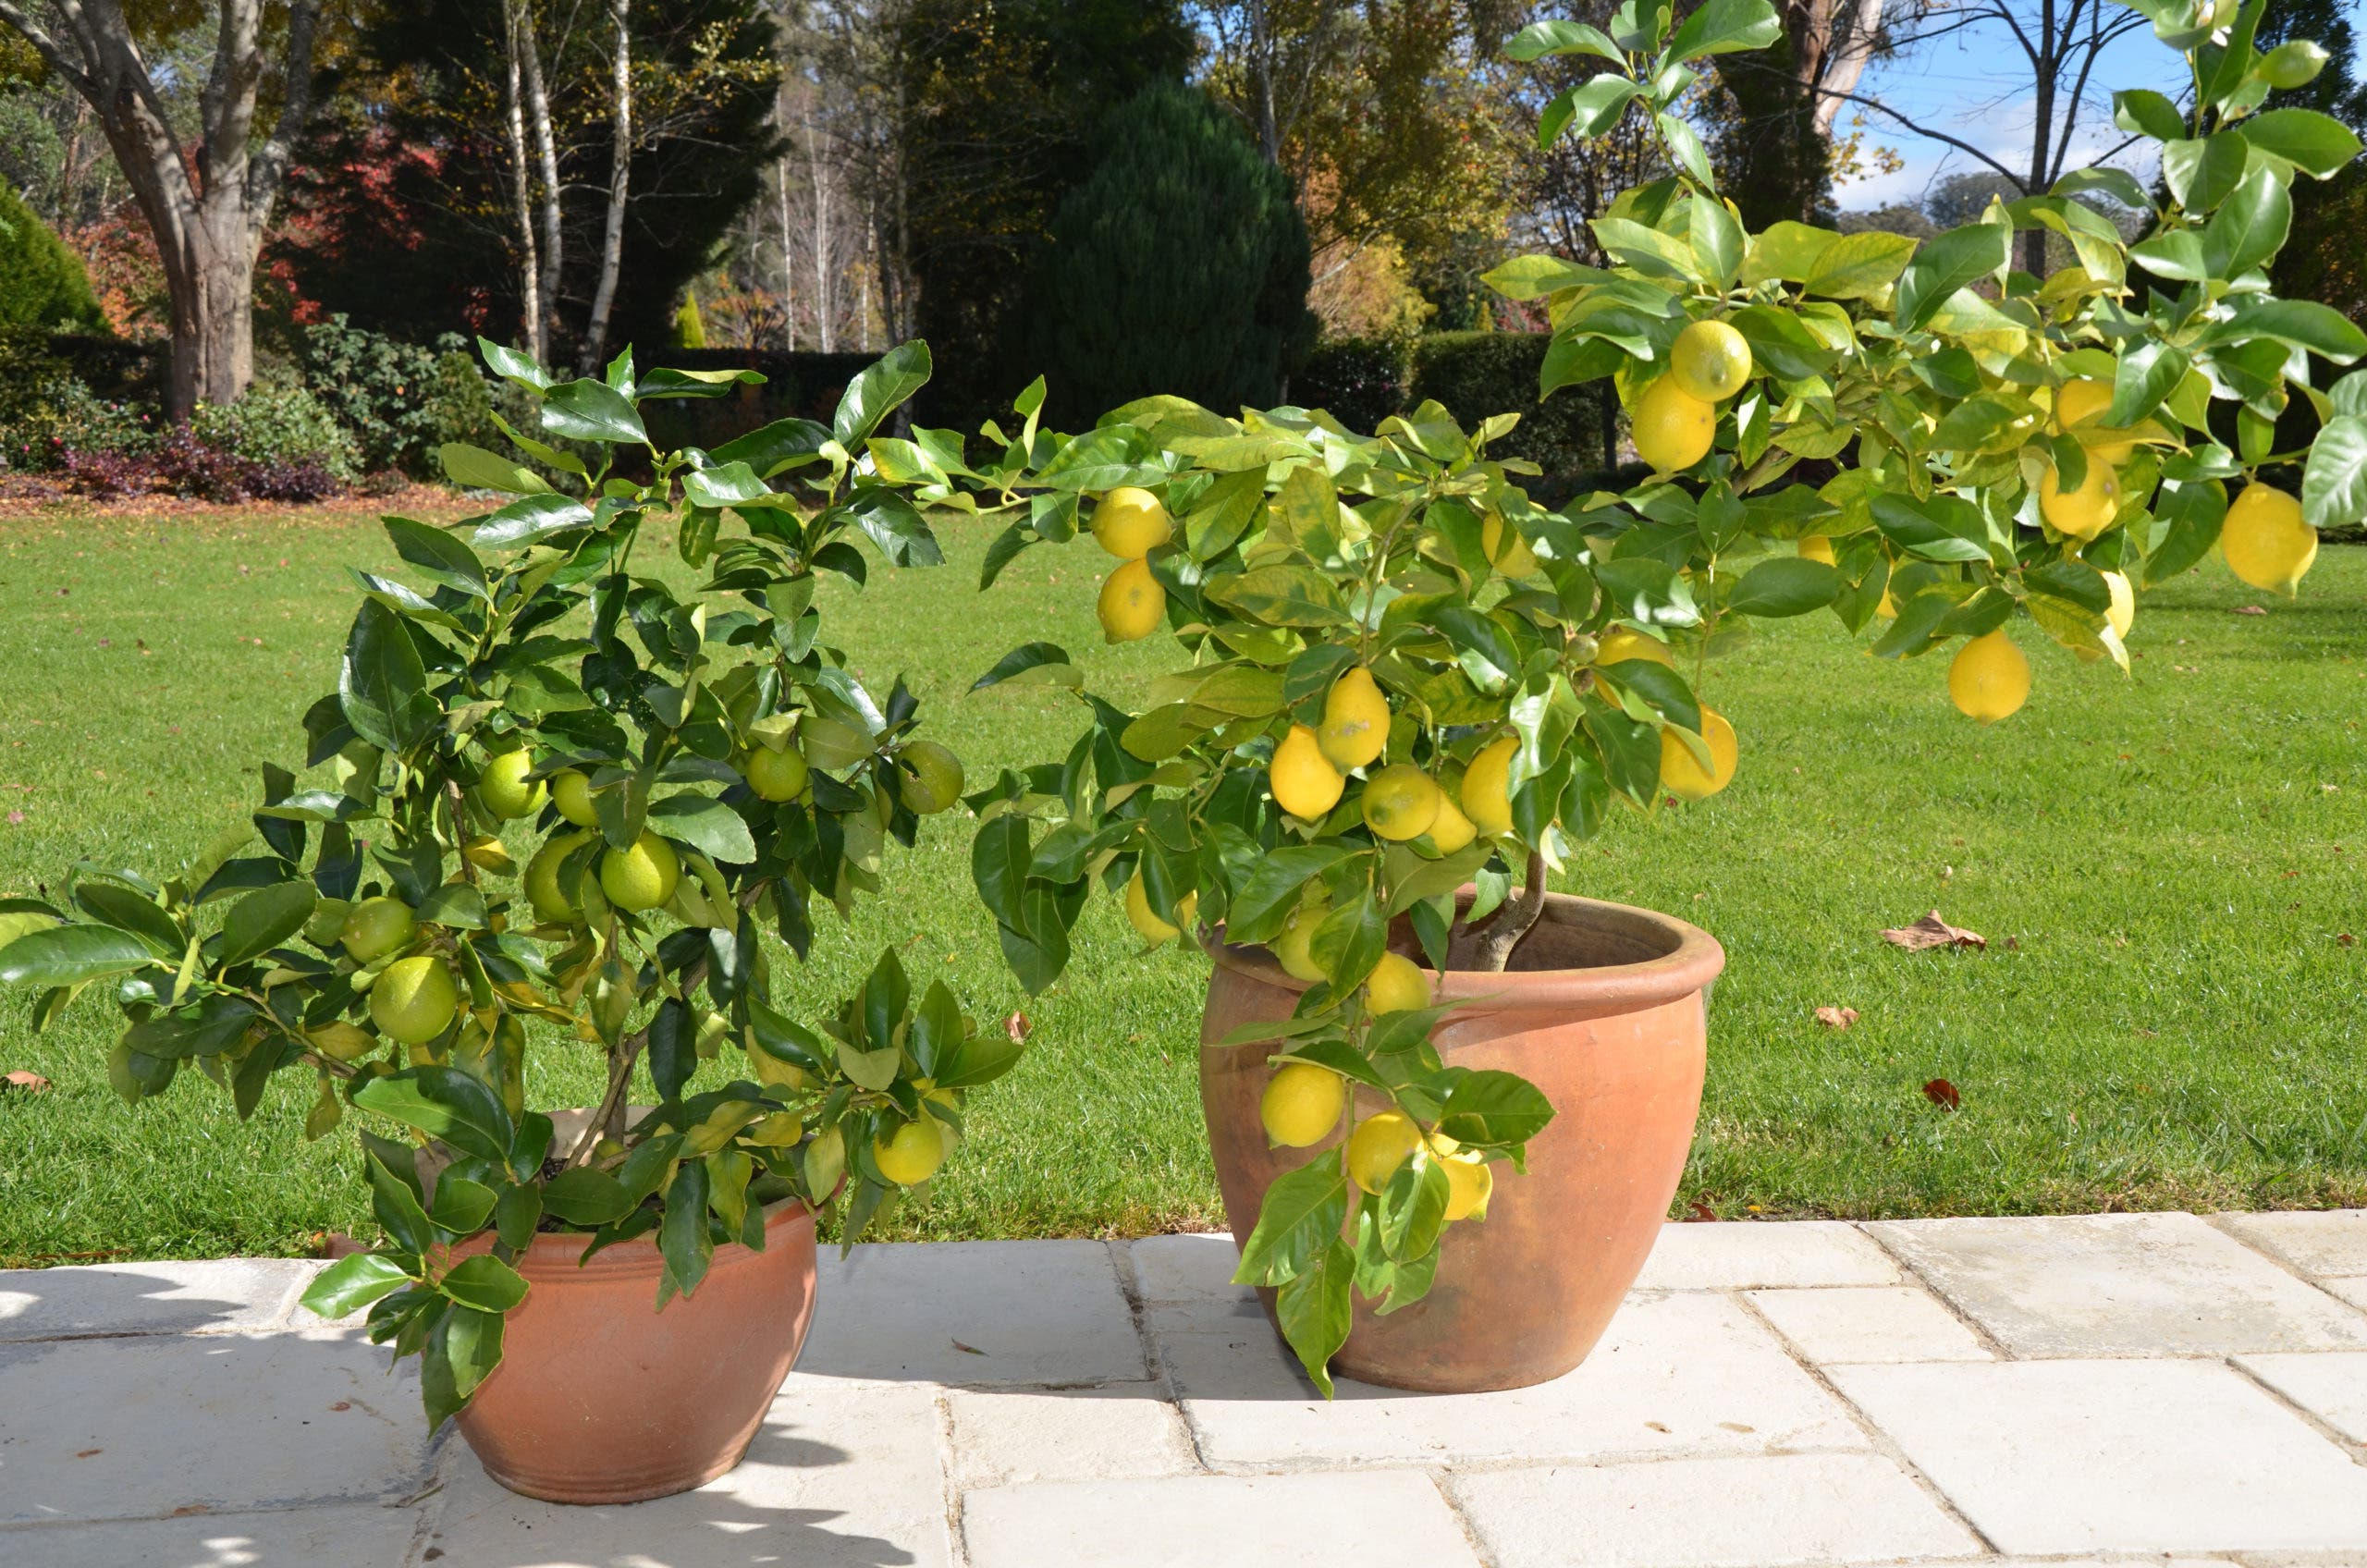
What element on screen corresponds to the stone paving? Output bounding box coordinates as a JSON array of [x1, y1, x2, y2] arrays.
[[3, 1211, 2365, 1567]]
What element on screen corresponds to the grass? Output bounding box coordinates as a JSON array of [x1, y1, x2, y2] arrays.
[[1, 505, 2362, 1266]]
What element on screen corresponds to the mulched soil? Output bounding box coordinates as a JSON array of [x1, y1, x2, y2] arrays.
[[0, 472, 478, 526]]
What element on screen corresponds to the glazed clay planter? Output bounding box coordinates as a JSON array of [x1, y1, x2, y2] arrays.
[[1200, 891, 1723, 1394], [448, 1198, 820, 1504]]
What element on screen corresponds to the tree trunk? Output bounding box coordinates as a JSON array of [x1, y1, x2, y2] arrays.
[[584, 0, 634, 367], [502, 0, 546, 361], [1444, 851, 1551, 973], [1246, 0, 1282, 165], [518, 4, 565, 361]]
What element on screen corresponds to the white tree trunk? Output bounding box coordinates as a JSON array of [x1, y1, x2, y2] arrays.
[[502, 0, 546, 361], [517, 6, 566, 359], [584, 0, 634, 366]]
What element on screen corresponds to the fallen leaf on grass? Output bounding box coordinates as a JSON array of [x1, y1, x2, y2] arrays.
[[2339, 934, 2356, 948], [3, 1070, 49, 1094], [1684, 1199, 1718, 1222], [2232, 605, 2267, 615], [1923, 1078, 1962, 1111], [1814, 1006, 1858, 1029], [1003, 1011, 1031, 1044], [1881, 912, 1986, 951]]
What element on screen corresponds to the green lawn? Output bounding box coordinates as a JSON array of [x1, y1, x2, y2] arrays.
[[2, 506, 2363, 1266]]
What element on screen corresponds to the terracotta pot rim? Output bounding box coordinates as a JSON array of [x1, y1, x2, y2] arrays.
[[461, 1196, 818, 1282], [1208, 889, 1724, 1017]]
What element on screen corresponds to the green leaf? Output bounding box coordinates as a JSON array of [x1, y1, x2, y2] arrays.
[[1225, 846, 1355, 944], [972, 642, 1078, 692], [1727, 557, 1839, 618], [2301, 414, 2367, 531], [2105, 341, 2191, 428], [539, 1166, 638, 1228], [2238, 108, 2364, 178], [1233, 1155, 1351, 1285], [1800, 229, 1917, 300], [2053, 165, 2152, 210], [2214, 299, 2367, 362], [471, 492, 596, 550], [2113, 88, 2187, 141], [1895, 224, 2011, 333], [658, 1157, 713, 1301], [2201, 167, 2290, 280], [0, 923, 156, 987], [300, 1251, 414, 1319], [338, 599, 434, 753], [477, 337, 552, 391], [1437, 1069, 1556, 1147], [1205, 566, 1353, 628], [712, 417, 831, 477], [1667, 0, 1780, 61], [646, 795, 756, 865], [71, 881, 182, 957], [384, 517, 488, 594], [1274, 1237, 1355, 1398], [834, 340, 932, 447], [216, 880, 316, 968], [438, 442, 550, 494], [353, 1068, 516, 1163], [1380, 1156, 1451, 1264], [1541, 76, 1646, 147], [1481, 253, 1609, 301], [1723, 304, 1838, 380], [1504, 18, 1622, 62], [440, 1305, 505, 1403], [681, 461, 774, 508], [428, 1174, 499, 1235], [2161, 133, 2250, 212], [439, 1254, 530, 1313], [541, 378, 647, 445]]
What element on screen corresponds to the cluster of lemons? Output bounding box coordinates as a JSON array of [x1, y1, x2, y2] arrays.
[[1261, 1064, 1494, 1220]]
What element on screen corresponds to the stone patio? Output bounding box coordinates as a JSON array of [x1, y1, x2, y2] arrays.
[[3, 1210, 2364, 1567]]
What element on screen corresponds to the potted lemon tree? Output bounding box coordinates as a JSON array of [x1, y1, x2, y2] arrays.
[[959, 0, 2362, 1395], [0, 341, 1026, 1503]]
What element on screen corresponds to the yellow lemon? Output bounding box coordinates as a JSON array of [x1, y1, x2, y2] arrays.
[[478, 749, 546, 820], [898, 740, 966, 814], [2222, 484, 2317, 594], [1092, 486, 1172, 559], [524, 831, 591, 925], [1461, 736, 1516, 836], [745, 744, 809, 802], [1273, 898, 1330, 982], [550, 768, 600, 827], [370, 955, 458, 1046], [1365, 950, 1430, 1014], [1481, 511, 1539, 576], [1270, 724, 1345, 819], [2102, 570, 2135, 640], [1259, 1062, 1347, 1147], [1126, 872, 1196, 942], [1361, 764, 1441, 841], [599, 830, 681, 913], [1796, 535, 1836, 566], [2039, 457, 2121, 541], [873, 1119, 947, 1185], [1633, 376, 1717, 472], [1440, 1148, 1493, 1220], [1317, 666, 1391, 770], [2054, 378, 2135, 463], [1661, 708, 1738, 802], [1098, 557, 1166, 643], [1596, 626, 1675, 668], [1345, 1110, 1425, 1192], [340, 896, 416, 962], [1426, 790, 1477, 853], [1670, 318, 1753, 401], [1948, 628, 2030, 723]]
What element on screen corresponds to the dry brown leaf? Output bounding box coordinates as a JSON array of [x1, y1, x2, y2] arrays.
[[1881, 911, 1987, 951], [1814, 1006, 1859, 1029], [2232, 605, 2268, 615], [1684, 1199, 1718, 1222], [1923, 1077, 1962, 1111], [1003, 1011, 1032, 1044], [3, 1070, 50, 1094]]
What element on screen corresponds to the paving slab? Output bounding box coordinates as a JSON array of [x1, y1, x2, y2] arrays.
[[962, 1472, 1480, 1568], [1831, 1358, 2367, 1555], [1629, 1221, 1902, 1290], [1746, 1285, 1995, 1364], [945, 1384, 1198, 1488], [1156, 1289, 1867, 1468], [421, 1380, 950, 1568], [2214, 1209, 2367, 1279], [2237, 1351, 2367, 1444], [1866, 1211, 2367, 1356], [0, 1329, 427, 1526], [0, 1259, 320, 1342], [0, 1505, 423, 1568], [797, 1241, 1145, 1386], [1450, 1452, 1979, 1568], [1125, 1232, 1246, 1305], [2324, 1275, 2367, 1315]]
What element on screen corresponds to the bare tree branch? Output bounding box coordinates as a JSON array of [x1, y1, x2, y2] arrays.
[[1805, 83, 2030, 188]]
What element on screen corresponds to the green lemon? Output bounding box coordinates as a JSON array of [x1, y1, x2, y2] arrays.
[[899, 741, 965, 815], [524, 832, 592, 925], [550, 769, 600, 827], [339, 896, 416, 962], [478, 750, 546, 820], [598, 831, 681, 913], [745, 744, 810, 802], [370, 955, 459, 1046]]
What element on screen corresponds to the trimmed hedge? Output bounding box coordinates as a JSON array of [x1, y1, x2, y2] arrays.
[[1293, 337, 1411, 433], [627, 347, 878, 454], [0, 186, 104, 334]]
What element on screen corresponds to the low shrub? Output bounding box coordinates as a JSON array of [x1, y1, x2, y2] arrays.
[[292, 314, 487, 475], [191, 379, 360, 481], [1293, 337, 1411, 432]]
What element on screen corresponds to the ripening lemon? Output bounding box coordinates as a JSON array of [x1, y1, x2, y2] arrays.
[[1461, 735, 1516, 836], [599, 830, 681, 913], [1365, 951, 1430, 1014], [1632, 375, 1717, 472], [1361, 764, 1441, 841], [1661, 708, 1738, 801], [1595, 626, 1675, 668], [1318, 667, 1391, 770], [1092, 486, 1172, 559], [1948, 629, 2030, 723], [524, 831, 591, 925], [1125, 872, 1196, 942], [744, 743, 810, 802], [899, 740, 966, 814], [478, 749, 546, 820], [1270, 724, 1345, 819], [2221, 484, 2318, 594], [1098, 557, 1166, 643], [1440, 1148, 1493, 1220], [1273, 898, 1330, 982], [874, 1118, 947, 1185], [1345, 1109, 1426, 1193], [2102, 570, 2135, 640], [1796, 535, 1836, 566], [550, 768, 600, 827], [2053, 378, 2135, 463], [2039, 457, 2121, 541], [1481, 511, 1539, 577], [340, 896, 416, 962], [1259, 1062, 1347, 1147], [371, 954, 458, 1046], [1670, 319, 1753, 402], [1426, 790, 1477, 853]]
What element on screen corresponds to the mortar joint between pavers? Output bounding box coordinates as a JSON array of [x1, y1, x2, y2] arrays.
[[933, 1386, 977, 1568], [1731, 1287, 2005, 1559], [1424, 1466, 1509, 1568], [2222, 1353, 2367, 1466], [1850, 1223, 2021, 1361], [1110, 1240, 1222, 1476]]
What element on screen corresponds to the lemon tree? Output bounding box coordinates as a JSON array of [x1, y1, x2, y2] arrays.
[[0, 340, 1026, 1429]]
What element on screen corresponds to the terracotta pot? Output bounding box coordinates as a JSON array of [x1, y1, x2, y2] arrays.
[[450, 1199, 820, 1504], [1199, 891, 1723, 1393]]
